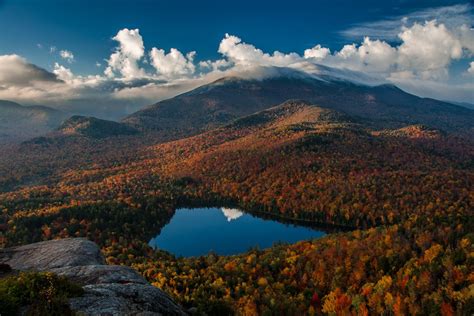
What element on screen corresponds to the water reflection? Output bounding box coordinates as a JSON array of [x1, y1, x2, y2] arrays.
[[149, 207, 326, 257], [221, 207, 244, 221]]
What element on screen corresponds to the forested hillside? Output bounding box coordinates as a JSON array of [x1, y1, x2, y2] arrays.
[[0, 99, 472, 314]]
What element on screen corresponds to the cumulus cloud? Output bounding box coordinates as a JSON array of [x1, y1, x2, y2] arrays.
[[0, 55, 75, 108], [149, 47, 196, 78], [395, 21, 464, 79], [53, 63, 74, 82], [218, 33, 300, 67], [199, 58, 232, 71], [304, 45, 331, 60], [302, 21, 472, 81], [105, 28, 146, 79], [104, 28, 199, 80], [60, 50, 75, 63], [214, 19, 473, 83], [324, 37, 398, 74], [0, 53, 191, 118], [0, 54, 60, 86]]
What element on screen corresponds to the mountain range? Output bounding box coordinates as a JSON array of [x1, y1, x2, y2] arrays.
[[2, 67, 473, 144], [0, 68, 472, 190], [123, 72, 474, 140]]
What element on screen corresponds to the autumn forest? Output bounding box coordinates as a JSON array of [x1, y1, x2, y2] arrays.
[[0, 95, 472, 315]]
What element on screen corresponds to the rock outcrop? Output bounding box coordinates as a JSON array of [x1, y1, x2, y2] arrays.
[[0, 238, 105, 271], [0, 238, 186, 315]]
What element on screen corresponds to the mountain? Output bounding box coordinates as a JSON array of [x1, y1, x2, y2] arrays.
[[0, 100, 68, 143], [1, 99, 472, 314], [123, 72, 474, 140], [55, 115, 139, 139], [226, 99, 354, 129], [144, 100, 471, 225], [449, 101, 474, 110], [21, 116, 139, 146]]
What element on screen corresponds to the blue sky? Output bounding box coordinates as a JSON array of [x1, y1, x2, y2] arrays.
[[0, 0, 472, 117], [0, 0, 470, 74]]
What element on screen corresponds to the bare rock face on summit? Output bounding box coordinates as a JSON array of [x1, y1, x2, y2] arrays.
[[0, 238, 105, 271], [0, 238, 186, 316]]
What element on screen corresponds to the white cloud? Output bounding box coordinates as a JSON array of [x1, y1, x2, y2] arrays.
[[113, 28, 144, 59], [0, 54, 60, 86], [301, 21, 473, 81], [199, 58, 232, 71], [218, 33, 300, 67], [149, 47, 196, 78], [0, 53, 210, 118], [341, 3, 473, 41], [214, 20, 472, 82], [104, 28, 198, 80], [0, 55, 75, 107], [53, 63, 74, 82], [60, 50, 75, 63], [105, 28, 146, 79], [326, 37, 397, 73], [390, 76, 474, 105], [468, 61, 474, 75], [396, 21, 463, 79], [304, 45, 330, 59]]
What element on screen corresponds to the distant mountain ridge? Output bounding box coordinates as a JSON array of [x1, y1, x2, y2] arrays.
[[0, 100, 69, 143], [123, 72, 473, 141], [449, 101, 474, 110], [226, 99, 355, 131], [56, 115, 139, 138]]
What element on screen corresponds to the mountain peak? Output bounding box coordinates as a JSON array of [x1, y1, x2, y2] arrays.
[[226, 100, 354, 132], [58, 115, 138, 138], [123, 75, 473, 141]]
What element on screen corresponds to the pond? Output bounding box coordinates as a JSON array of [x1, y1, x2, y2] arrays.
[[149, 207, 326, 257]]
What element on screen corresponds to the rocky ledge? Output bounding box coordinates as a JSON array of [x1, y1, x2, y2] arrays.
[[0, 238, 186, 315]]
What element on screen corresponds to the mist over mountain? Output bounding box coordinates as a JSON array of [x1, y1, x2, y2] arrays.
[[0, 100, 69, 143], [124, 69, 473, 141], [4, 65, 472, 146]]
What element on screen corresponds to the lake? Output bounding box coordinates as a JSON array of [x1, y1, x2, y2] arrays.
[[149, 207, 326, 257]]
